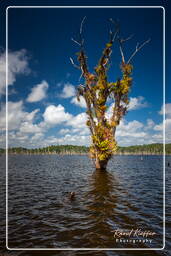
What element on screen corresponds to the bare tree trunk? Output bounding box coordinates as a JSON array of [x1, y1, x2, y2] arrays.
[[95, 157, 108, 171]]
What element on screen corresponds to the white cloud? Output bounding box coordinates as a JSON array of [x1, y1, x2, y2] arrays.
[[59, 128, 71, 135], [55, 112, 90, 145], [159, 103, 171, 117], [43, 104, 72, 125], [154, 103, 171, 143], [0, 100, 47, 148], [0, 49, 30, 95], [1, 99, 169, 148], [106, 96, 148, 120], [0, 101, 20, 131], [30, 132, 44, 143], [19, 122, 43, 134], [25, 109, 40, 121], [116, 120, 144, 138], [145, 119, 155, 130], [114, 119, 160, 146], [153, 103, 171, 143], [41, 134, 90, 147], [165, 104, 171, 117], [27, 80, 48, 102], [59, 83, 75, 98], [154, 118, 171, 143], [165, 118, 171, 142], [66, 112, 87, 129], [0, 101, 40, 131], [128, 96, 148, 110], [60, 134, 90, 145], [106, 103, 114, 120], [0, 100, 45, 148], [154, 123, 163, 131], [71, 96, 86, 108]]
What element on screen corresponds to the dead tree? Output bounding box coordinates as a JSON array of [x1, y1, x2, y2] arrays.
[[70, 17, 150, 170]]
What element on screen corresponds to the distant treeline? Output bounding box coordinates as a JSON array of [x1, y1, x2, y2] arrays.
[[118, 143, 171, 154], [0, 143, 171, 155]]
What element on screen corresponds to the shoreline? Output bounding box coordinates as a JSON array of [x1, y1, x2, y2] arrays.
[[2, 152, 170, 156]]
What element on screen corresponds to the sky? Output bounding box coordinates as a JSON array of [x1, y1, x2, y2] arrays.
[[0, 4, 170, 148]]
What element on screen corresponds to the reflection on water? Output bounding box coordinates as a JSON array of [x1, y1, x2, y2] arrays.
[[0, 154, 170, 256], [85, 170, 120, 247]]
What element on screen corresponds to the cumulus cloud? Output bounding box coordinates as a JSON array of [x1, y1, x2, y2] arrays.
[[159, 103, 171, 117], [153, 103, 171, 143], [0, 100, 44, 137], [43, 104, 72, 125], [59, 83, 75, 98], [106, 96, 148, 120], [59, 116, 161, 147], [66, 112, 87, 129], [128, 96, 148, 110], [57, 112, 90, 143], [145, 119, 155, 130], [1, 98, 169, 148], [152, 103, 171, 142], [71, 96, 86, 108], [115, 119, 152, 146], [40, 134, 90, 147], [165, 118, 171, 142], [0, 49, 30, 95], [0, 101, 40, 131], [19, 122, 43, 134], [26, 80, 49, 102], [25, 109, 40, 122], [154, 123, 163, 131], [0, 100, 46, 148], [116, 120, 144, 137], [59, 128, 71, 135]]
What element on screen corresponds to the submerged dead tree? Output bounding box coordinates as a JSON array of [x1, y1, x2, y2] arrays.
[[70, 18, 150, 170]]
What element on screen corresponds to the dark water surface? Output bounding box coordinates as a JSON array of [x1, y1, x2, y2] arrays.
[[0, 155, 171, 256]]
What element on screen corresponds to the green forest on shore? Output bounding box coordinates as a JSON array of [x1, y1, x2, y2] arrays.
[[0, 143, 171, 155]]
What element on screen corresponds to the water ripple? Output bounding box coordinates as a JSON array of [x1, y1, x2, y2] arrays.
[[0, 154, 169, 255]]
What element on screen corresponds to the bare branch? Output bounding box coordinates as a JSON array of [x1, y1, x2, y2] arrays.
[[109, 18, 120, 42], [112, 29, 119, 43], [70, 17, 89, 79], [96, 19, 119, 69], [118, 35, 134, 63], [80, 16, 86, 35], [71, 38, 81, 46], [79, 67, 84, 81], [69, 57, 80, 69], [136, 42, 139, 50], [79, 16, 87, 48], [120, 34, 134, 43], [109, 18, 119, 27], [71, 17, 86, 49], [127, 38, 151, 64], [119, 43, 125, 63]]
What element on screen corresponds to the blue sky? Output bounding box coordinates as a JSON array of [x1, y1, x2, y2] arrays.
[[0, 5, 170, 148]]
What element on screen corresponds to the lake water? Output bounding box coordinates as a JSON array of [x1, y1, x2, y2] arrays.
[[0, 155, 170, 256]]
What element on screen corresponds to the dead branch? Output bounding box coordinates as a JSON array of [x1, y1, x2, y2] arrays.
[[70, 17, 89, 79], [120, 34, 134, 43], [97, 19, 119, 69], [69, 57, 80, 69], [118, 34, 134, 64], [127, 38, 151, 63], [109, 18, 120, 42], [119, 42, 125, 64], [80, 16, 86, 35], [71, 38, 81, 46]]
